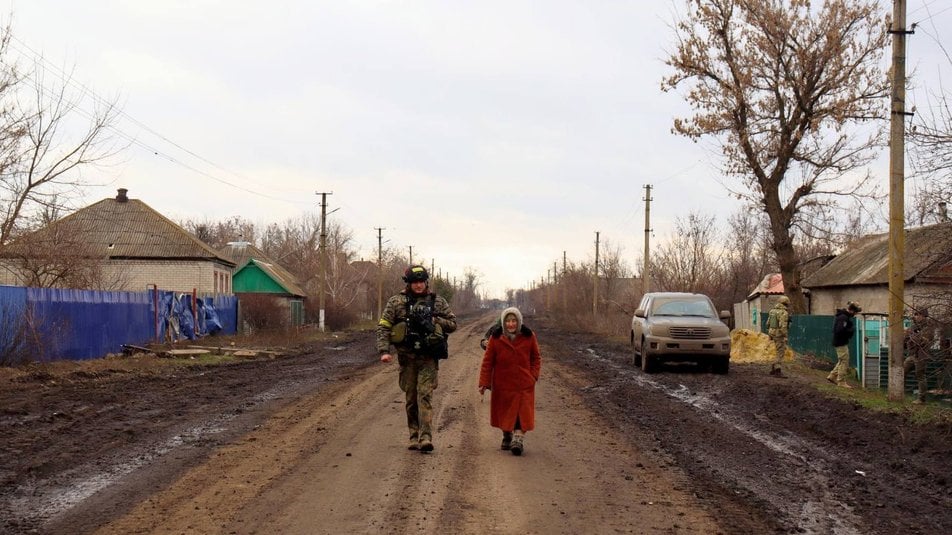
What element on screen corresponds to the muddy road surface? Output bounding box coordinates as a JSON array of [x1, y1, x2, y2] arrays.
[[2, 313, 950, 534]]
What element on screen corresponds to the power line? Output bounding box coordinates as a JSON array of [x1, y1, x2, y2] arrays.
[[8, 36, 312, 207]]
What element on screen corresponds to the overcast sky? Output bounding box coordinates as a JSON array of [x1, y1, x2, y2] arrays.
[[8, 1, 952, 299]]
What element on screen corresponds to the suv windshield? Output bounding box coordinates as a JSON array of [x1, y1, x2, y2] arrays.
[[651, 298, 716, 318]]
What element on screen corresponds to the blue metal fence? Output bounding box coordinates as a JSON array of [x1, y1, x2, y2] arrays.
[[0, 285, 238, 362]]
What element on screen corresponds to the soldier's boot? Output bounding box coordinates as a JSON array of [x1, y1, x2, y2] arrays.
[[510, 433, 524, 456], [419, 435, 434, 452], [408, 433, 420, 451], [501, 432, 513, 450]]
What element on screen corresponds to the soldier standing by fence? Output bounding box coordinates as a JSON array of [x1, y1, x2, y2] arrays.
[[828, 301, 861, 388], [767, 296, 790, 378], [904, 307, 936, 404]]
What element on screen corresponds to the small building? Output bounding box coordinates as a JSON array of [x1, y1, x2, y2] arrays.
[[219, 242, 306, 327], [802, 222, 952, 315], [736, 273, 785, 332], [0, 189, 235, 293]]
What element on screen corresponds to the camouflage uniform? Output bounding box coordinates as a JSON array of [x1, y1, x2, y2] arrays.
[[767, 300, 789, 375], [828, 303, 861, 386], [903, 311, 936, 403], [377, 290, 457, 446]]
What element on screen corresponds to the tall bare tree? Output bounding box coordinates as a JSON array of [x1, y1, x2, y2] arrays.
[[663, 0, 889, 312], [909, 91, 952, 224], [724, 208, 774, 306], [650, 212, 724, 298], [0, 24, 122, 246]]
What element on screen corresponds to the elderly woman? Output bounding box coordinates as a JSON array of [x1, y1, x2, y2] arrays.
[[478, 307, 542, 456]]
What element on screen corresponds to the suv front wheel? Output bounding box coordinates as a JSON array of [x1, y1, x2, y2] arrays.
[[641, 338, 656, 373], [630, 333, 642, 367]]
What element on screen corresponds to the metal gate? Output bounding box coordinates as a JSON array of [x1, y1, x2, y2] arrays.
[[858, 313, 889, 389]]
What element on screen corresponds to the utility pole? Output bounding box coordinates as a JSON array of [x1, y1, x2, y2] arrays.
[[643, 184, 653, 294], [593, 231, 600, 318], [887, 0, 909, 401], [553, 261, 558, 312], [317, 191, 333, 332], [562, 251, 567, 311], [409, 246, 413, 265], [546, 268, 551, 311], [375, 227, 385, 317]]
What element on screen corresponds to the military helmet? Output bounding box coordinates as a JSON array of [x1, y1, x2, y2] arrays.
[[778, 296, 790, 305], [402, 265, 429, 283]]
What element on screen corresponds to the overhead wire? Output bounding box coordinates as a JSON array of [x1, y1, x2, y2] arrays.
[[7, 35, 315, 207]]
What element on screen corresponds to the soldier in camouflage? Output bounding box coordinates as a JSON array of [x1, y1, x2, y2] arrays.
[[903, 307, 936, 404], [378, 265, 457, 452], [767, 296, 790, 377]]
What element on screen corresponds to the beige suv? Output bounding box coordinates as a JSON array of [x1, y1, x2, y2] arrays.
[[630, 292, 731, 373]]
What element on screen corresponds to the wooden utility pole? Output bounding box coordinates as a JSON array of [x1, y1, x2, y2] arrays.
[[375, 227, 385, 317], [317, 191, 333, 332], [546, 268, 551, 310], [594, 231, 600, 317], [562, 251, 568, 311], [409, 246, 413, 265], [887, 0, 909, 401], [643, 184, 653, 294]]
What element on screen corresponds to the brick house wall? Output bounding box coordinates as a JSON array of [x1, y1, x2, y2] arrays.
[[0, 259, 233, 295], [102, 259, 233, 294]]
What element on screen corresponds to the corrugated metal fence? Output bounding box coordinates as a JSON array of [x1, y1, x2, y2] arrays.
[[0, 285, 237, 362]]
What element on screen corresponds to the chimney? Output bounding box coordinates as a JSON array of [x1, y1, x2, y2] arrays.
[[939, 201, 949, 223], [116, 188, 128, 202]]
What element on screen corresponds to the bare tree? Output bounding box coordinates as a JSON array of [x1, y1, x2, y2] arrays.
[[597, 238, 634, 312], [183, 216, 258, 249], [663, 0, 889, 312], [0, 217, 130, 290], [0, 24, 123, 247], [907, 89, 952, 225], [723, 208, 774, 305], [650, 212, 724, 299]]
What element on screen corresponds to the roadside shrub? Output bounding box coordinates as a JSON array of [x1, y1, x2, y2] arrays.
[[238, 294, 287, 332]]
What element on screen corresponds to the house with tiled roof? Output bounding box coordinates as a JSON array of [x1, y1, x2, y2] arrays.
[[0, 188, 235, 293], [801, 222, 952, 315], [219, 241, 306, 327]]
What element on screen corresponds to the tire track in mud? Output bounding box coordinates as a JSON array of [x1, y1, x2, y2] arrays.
[[573, 344, 866, 534]]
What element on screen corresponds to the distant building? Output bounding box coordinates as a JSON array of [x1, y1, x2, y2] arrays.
[[802, 222, 952, 315], [219, 242, 306, 327], [0, 188, 235, 293]]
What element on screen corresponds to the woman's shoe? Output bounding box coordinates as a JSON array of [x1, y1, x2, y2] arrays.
[[510, 434, 524, 456], [501, 432, 512, 450]]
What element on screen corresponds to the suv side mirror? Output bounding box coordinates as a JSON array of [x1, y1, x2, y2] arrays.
[[634, 308, 646, 318], [719, 310, 731, 320]]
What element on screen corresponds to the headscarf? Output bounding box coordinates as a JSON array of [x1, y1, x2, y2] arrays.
[[500, 306, 523, 339]]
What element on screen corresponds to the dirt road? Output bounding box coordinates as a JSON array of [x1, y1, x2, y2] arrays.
[[2, 312, 951, 534], [87, 317, 720, 534]]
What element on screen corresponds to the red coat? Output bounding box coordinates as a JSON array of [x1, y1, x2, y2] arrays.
[[479, 327, 541, 432]]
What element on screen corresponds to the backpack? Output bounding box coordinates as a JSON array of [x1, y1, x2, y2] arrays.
[[767, 307, 781, 330]]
